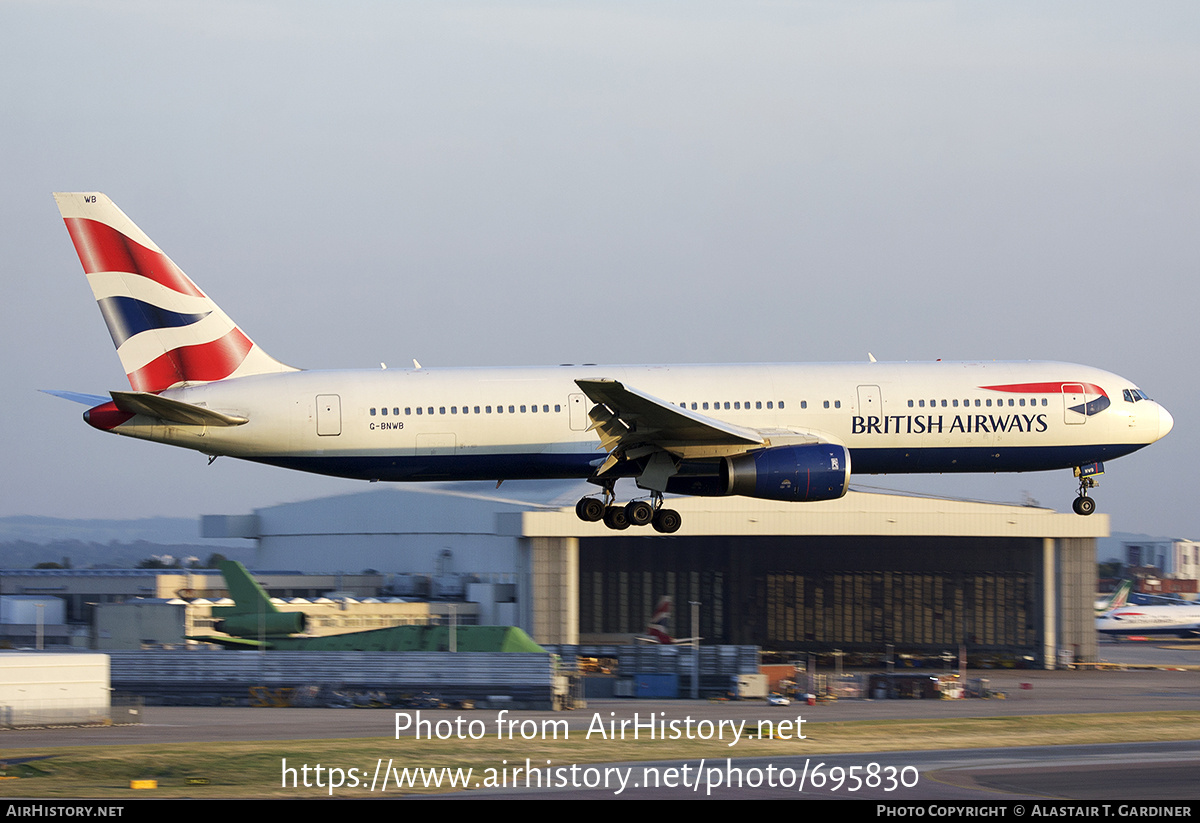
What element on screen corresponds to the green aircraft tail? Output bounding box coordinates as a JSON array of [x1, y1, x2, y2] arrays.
[[211, 561, 306, 636], [1096, 579, 1133, 613]]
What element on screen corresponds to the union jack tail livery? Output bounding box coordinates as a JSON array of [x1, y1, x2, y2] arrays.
[[646, 596, 675, 644], [54, 192, 295, 393]]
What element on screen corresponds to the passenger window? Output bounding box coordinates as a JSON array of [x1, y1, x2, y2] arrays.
[[416, 407, 423, 415], [370, 408, 376, 416], [833, 400, 839, 409], [780, 401, 786, 409], [755, 401, 762, 409], [800, 401, 806, 409]]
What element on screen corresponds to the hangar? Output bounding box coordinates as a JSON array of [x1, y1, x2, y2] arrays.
[[201, 481, 1105, 667]]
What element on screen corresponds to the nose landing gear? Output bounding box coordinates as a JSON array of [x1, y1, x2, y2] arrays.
[[1071, 462, 1103, 516]]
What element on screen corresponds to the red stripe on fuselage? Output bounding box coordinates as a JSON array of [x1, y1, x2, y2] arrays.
[[980, 382, 1108, 397], [62, 217, 206, 298], [126, 328, 254, 392]]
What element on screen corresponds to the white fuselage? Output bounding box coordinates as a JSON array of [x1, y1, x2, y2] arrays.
[[94, 359, 1172, 484], [1097, 604, 1200, 637]]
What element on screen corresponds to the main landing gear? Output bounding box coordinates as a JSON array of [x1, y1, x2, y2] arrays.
[[575, 488, 681, 533]]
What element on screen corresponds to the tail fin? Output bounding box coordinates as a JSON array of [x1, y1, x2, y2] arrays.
[[54, 192, 296, 393], [212, 561, 306, 637], [1097, 579, 1133, 613], [646, 596, 674, 644], [218, 560, 279, 616], [1109, 579, 1132, 610]]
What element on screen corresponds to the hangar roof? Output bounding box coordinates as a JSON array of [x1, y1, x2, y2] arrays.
[[203, 481, 1107, 540]]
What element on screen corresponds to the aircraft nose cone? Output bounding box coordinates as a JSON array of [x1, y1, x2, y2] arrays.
[[1159, 404, 1174, 439]]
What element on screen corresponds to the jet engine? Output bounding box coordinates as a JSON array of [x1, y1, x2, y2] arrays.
[[215, 611, 307, 638], [720, 443, 850, 502]]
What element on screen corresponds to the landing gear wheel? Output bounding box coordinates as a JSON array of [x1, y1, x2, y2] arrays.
[[625, 500, 654, 527], [603, 505, 630, 530], [1073, 496, 1096, 516], [652, 508, 682, 534], [575, 497, 605, 522]]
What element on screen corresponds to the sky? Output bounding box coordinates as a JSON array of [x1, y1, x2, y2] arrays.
[[1, 1, 1197, 538]]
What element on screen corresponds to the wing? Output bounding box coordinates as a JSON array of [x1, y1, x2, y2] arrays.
[[575, 378, 764, 451], [575, 378, 772, 486]]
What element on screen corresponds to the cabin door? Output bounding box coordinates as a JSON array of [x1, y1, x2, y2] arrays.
[[316, 394, 341, 436]]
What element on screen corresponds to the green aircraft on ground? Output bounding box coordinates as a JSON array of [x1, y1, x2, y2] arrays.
[[189, 561, 545, 653]]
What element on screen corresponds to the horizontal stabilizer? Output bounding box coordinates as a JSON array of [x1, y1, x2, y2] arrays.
[[40, 390, 111, 406], [110, 391, 248, 426], [186, 635, 270, 649]]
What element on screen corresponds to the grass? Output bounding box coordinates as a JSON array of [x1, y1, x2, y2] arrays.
[[2, 711, 1198, 798]]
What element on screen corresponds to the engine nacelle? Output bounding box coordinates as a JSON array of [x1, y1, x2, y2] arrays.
[[215, 611, 307, 638], [721, 444, 850, 502]]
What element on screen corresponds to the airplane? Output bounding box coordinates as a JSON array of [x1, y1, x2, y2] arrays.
[[1096, 601, 1200, 639], [189, 561, 545, 651], [640, 596, 699, 645], [1094, 579, 1133, 614], [47, 192, 1174, 533]]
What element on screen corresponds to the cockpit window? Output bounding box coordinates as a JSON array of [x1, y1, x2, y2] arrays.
[[1123, 388, 1152, 403]]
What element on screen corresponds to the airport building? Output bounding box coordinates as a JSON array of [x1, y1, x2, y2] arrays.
[[196, 481, 1107, 667], [1120, 539, 1200, 580]]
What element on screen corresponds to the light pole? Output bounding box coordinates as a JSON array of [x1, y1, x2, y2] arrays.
[[689, 600, 700, 699]]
